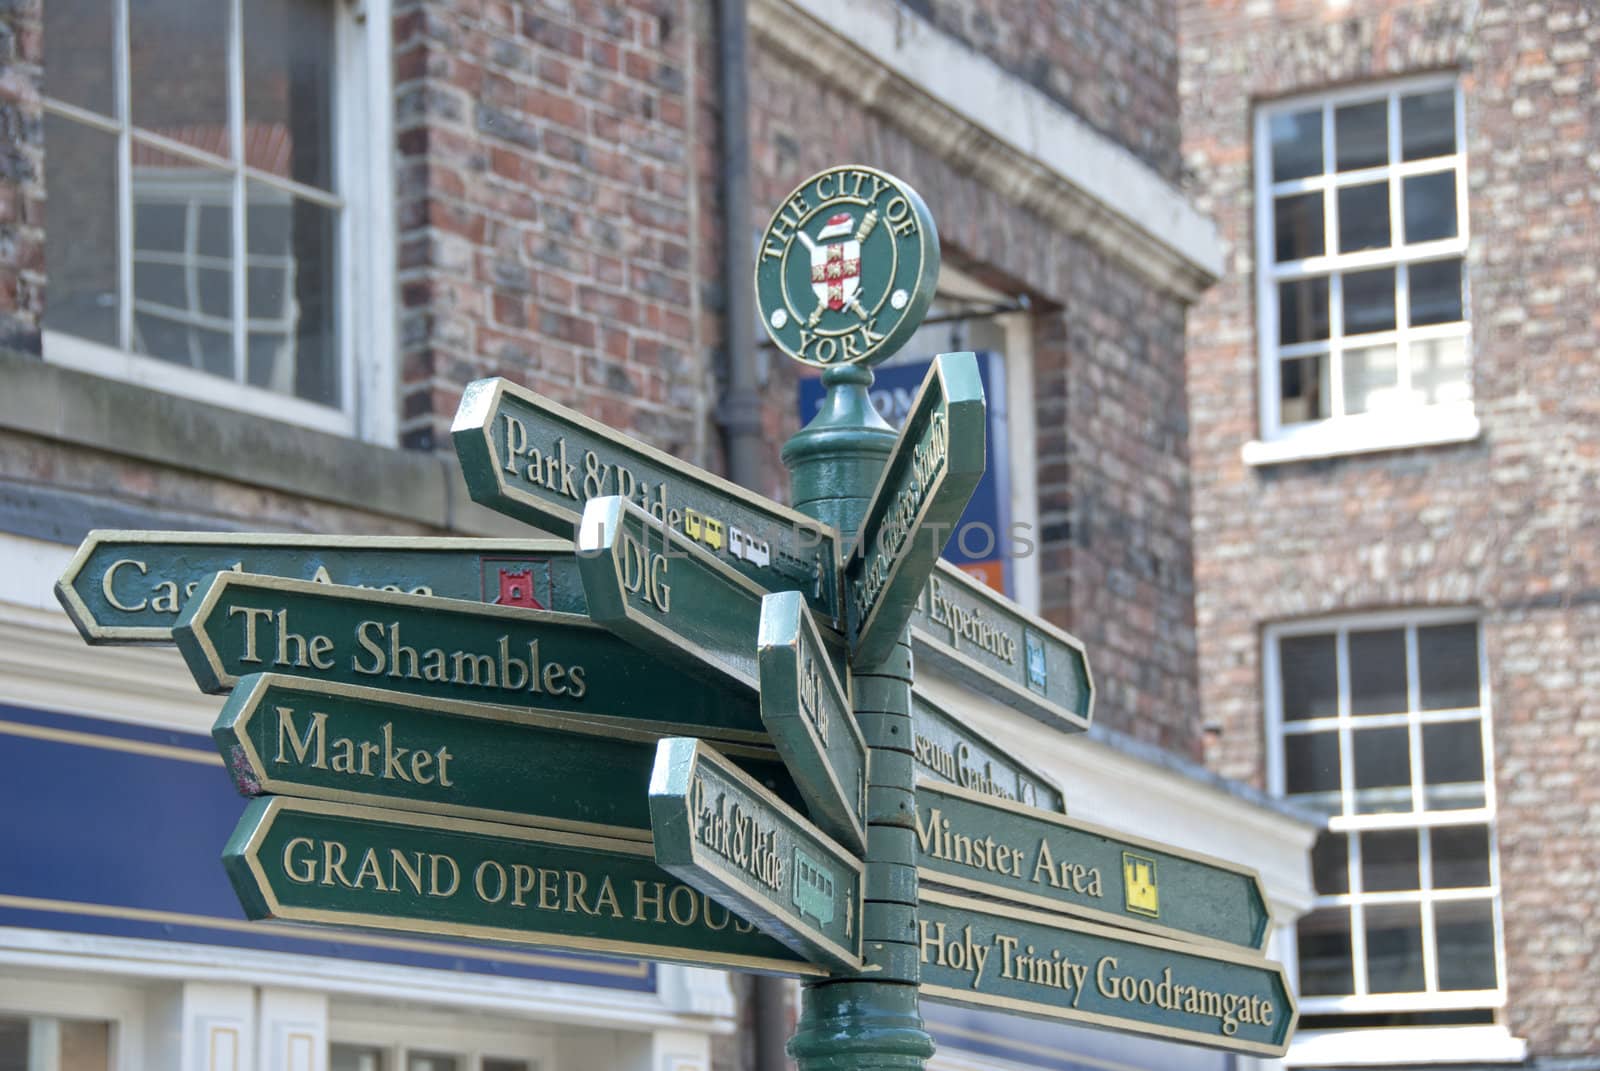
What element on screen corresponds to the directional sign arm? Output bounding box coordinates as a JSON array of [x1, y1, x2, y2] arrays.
[[451, 377, 847, 629], [758, 590, 869, 854], [911, 560, 1094, 733], [173, 571, 769, 743], [649, 737, 864, 973], [914, 780, 1271, 951], [847, 352, 986, 667], [918, 890, 1296, 1056], [577, 495, 767, 693]]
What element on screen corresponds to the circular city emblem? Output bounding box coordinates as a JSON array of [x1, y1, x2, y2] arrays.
[[755, 165, 939, 369]]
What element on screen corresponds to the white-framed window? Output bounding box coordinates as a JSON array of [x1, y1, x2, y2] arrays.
[[1265, 610, 1505, 1031], [1247, 76, 1474, 464], [39, 0, 395, 441]]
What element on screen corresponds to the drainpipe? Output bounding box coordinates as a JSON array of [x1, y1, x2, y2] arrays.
[[712, 2, 788, 1068], [715, 0, 765, 492]]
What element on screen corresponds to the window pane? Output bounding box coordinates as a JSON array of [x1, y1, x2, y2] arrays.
[[43, 0, 115, 116], [0, 1017, 110, 1071], [408, 1055, 458, 1071], [1422, 720, 1486, 810], [1409, 258, 1464, 326], [1335, 100, 1388, 171], [1284, 730, 1341, 809], [1411, 336, 1471, 405], [43, 116, 122, 348], [330, 1045, 384, 1071], [1365, 903, 1426, 993], [1270, 108, 1323, 181], [1343, 345, 1400, 416], [1353, 725, 1412, 814], [1311, 832, 1350, 895], [248, 183, 340, 406], [1436, 899, 1498, 990], [1281, 633, 1338, 721], [1280, 352, 1330, 425], [59, 1020, 111, 1071], [1278, 277, 1329, 345], [1275, 193, 1325, 262], [1349, 628, 1407, 715], [1402, 89, 1457, 161], [244, 0, 336, 189], [1418, 623, 1479, 710], [1297, 908, 1355, 996], [1432, 824, 1492, 889], [1338, 182, 1391, 252], [134, 262, 187, 311], [0, 1018, 24, 1069], [1343, 267, 1397, 335], [131, 145, 234, 377], [1403, 171, 1459, 244], [129, 0, 230, 150], [1361, 830, 1420, 892]]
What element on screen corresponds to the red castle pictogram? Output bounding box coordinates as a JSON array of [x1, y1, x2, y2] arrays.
[[494, 568, 544, 609]]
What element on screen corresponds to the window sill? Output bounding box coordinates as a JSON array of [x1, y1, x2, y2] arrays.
[[1286, 1025, 1526, 1067], [1243, 407, 1480, 466], [0, 347, 524, 537]]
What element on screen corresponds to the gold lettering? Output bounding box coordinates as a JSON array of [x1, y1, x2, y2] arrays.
[[352, 848, 388, 891], [282, 837, 317, 883], [273, 707, 327, 768], [229, 605, 276, 664], [102, 558, 149, 612], [353, 620, 386, 674]]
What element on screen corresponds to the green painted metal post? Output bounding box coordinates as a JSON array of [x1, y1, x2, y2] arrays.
[[783, 363, 936, 1070]]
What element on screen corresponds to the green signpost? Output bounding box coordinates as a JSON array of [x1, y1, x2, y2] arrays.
[[758, 590, 869, 854], [911, 561, 1095, 733], [225, 796, 824, 976], [174, 571, 767, 742], [215, 673, 805, 840], [650, 737, 865, 973], [578, 495, 766, 693], [918, 889, 1296, 1055], [56, 162, 1297, 1071], [451, 376, 845, 628], [845, 353, 986, 667], [911, 690, 1065, 813], [915, 781, 1271, 951], [55, 531, 586, 643]]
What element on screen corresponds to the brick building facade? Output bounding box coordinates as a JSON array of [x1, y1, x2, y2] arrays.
[[1180, 0, 1598, 1066], [0, 0, 1327, 1069]]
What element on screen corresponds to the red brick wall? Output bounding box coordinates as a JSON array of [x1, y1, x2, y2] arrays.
[[0, 0, 44, 355], [393, 0, 709, 462], [1180, 0, 1600, 1054], [904, 0, 1183, 183]]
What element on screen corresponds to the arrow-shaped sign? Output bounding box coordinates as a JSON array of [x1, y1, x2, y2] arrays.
[[918, 890, 1296, 1056], [214, 673, 806, 840], [451, 377, 844, 628], [174, 572, 767, 743], [224, 796, 824, 977], [846, 352, 985, 666], [577, 495, 766, 693], [649, 737, 864, 974], [911, 690, 1064, 814], [758, 590, 868, 855], [55, 530, 586, 644], [915, 781, 1271, 952], [911, 562, 1093, 733]]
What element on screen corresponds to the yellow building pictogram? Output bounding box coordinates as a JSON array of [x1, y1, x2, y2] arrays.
[[1123, 852, 1159, 918]]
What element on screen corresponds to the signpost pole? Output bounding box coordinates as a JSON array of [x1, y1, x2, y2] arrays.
[[783, 363, 935, 1070]]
